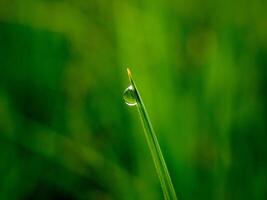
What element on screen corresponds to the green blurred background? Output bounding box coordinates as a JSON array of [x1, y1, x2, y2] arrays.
[[0, 0, 267, 199]]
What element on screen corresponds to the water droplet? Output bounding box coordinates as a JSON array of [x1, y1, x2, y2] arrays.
[[123, 85, 137, 106]]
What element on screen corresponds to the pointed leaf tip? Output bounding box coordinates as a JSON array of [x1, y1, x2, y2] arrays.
[[127, 68, 132, 80]]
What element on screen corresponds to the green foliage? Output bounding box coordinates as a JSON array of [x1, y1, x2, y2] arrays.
[[0, 0, 267, 199]]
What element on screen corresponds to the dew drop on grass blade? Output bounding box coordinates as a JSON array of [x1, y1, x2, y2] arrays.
[[123, 68, 178, 200]]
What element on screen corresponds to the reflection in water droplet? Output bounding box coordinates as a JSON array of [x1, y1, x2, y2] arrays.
[[123, 85, 137, 106]]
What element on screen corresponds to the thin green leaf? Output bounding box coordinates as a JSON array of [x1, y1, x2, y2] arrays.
[[125, 68, 178, 200]]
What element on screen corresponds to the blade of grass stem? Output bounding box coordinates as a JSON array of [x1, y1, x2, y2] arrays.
[[126, 68, 178, 200]]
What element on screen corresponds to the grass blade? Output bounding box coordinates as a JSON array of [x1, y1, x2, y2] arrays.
[[125, 68, 178, 200]]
